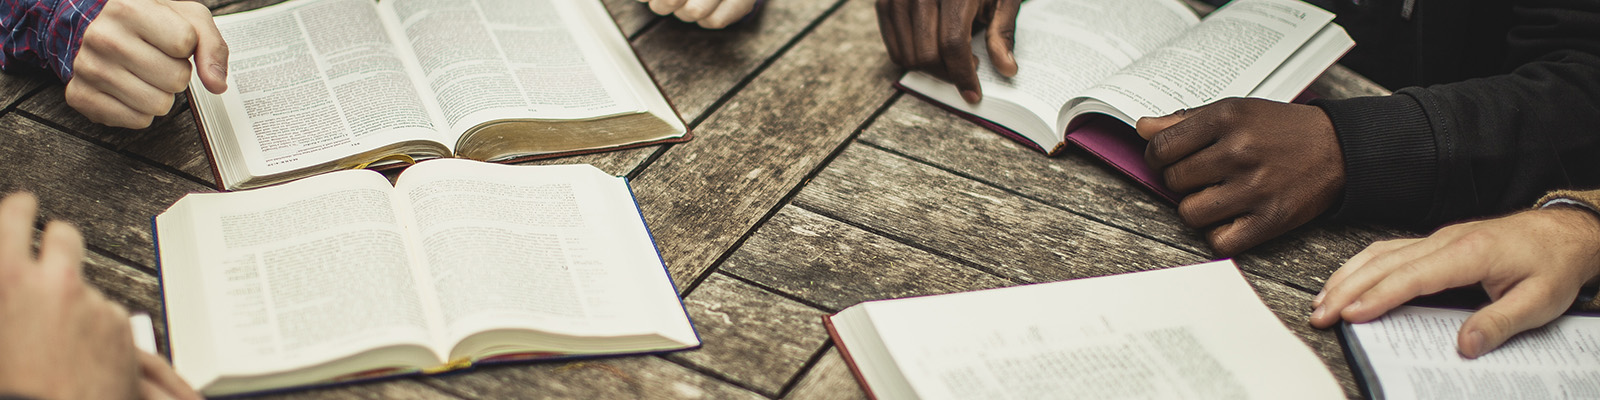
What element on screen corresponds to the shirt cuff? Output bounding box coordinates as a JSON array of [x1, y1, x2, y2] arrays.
[[1310, 92, 1439, 226]]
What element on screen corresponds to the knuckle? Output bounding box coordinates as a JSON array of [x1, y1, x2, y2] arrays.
[[698, 16, 732, 29], [937, 37, 968, 56]]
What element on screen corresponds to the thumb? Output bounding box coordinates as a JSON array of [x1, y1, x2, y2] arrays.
[[172, 1, 228, 94], [1457, 285, 1572, 358], [985, 0, 1020, 77], [1135, 108, 1192, 140]]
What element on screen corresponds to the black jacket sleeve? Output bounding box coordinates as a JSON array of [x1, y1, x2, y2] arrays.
[[1311, 0, 1600, 228]]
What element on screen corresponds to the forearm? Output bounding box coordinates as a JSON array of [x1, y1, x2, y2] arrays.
[[0, 0, 109, 82]]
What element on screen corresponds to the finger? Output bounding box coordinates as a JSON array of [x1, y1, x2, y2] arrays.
[[1339, 248, 1492, 324], [70, 55, 176, 116], [1135, 108, 1191, 141], [171, 1, 228, 94], [1458, 284, 1575, 358], [1205, 202, 1298, 257], [1142, 109, 1215, 169], [910, 0, 940, 70], [140, 379, 176, 400], [1315, 237, 1461, 327], [876, 0, 909, 67], [1317, 238, 1423, 307], [674, 0, 717, 22], [649, 0, 687, 15], [64, 82, 157, 129], [141, 352, 201, 400], [80, 25, 193, 94], [124, 1, 201, 59], [1174, 184, 1254, 229], [938, 0, 981, 102], [36, 221, 85, 281], [1158, 143, 1238, 195], [698, 0, 755, 29], [984, 0, 1020, 77], [0, 192, 39, 269], [894, 0, 918, 69]]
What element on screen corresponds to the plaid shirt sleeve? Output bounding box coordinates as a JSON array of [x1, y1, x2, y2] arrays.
[[0, 0, 110, 83]]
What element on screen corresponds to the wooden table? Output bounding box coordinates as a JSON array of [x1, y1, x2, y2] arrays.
[[0, 0, 1405, 398]]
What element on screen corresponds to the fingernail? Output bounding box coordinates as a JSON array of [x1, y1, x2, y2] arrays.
[[1313, 291, 1325, 307], [1462, 330, 1484, 358], [961, 90, 981, 104], [1311, 306, 1325, 321], [1347, 300, 1363, 313]]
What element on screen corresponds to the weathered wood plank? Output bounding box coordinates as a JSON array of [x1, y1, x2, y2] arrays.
[[19, 90, 216, 184], [629, 0, 899, 292], [722, 206, 1013, 312], [796, 144, 1207, 283], [1312, 64, 1393, 99], [0, 114, 211, 268], [0, 71, 48, 109], [667, 273, 830, 397], [422, 355, 764, 399], [857, 97, 1414, 292], [252, 380, 462, 400], [782, 347, 868, 400], [604, 0, 662, 36]]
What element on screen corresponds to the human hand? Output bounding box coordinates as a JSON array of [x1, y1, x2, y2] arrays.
[[1310, 207, 1600, 358], [875, 0, 1021, 103], [1138, 98, 1345, 256], [641, 0, 760, 29], [67, 0, 228, 129]]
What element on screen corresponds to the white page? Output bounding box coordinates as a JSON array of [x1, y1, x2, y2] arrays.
[[1348, 306, 1600, 400], [201, 0, 448, 176], [856, 260, 1341, 399]]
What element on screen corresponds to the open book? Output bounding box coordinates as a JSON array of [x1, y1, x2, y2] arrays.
[[825, 260, 1342, 399], [899, 0, 1353, 202], [1342, 306, 1600, 400], [190, 0, 689, 191], [156, 159, 699, 396]]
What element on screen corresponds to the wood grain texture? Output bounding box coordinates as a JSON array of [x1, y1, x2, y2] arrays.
[[667, 273, 830, 397], [422, 355, 764, 399], [628, 0, 899, 292], [19, 89, 216, 184], [0, 114, 210, 268], [722, 206, 1013, 312], [1311, 64, 1393, 99], [782, 347, 868, 400], [857, 97, 1416, 292], [604, 0, 662, 36], [0, 70, 48, 108], [250, 380, 462, 400], [796, 144, 1207, 283]]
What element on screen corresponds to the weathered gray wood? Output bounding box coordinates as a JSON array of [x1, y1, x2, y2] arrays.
[[667, 273, 830, 397], [722, 206, 1013, 312], [858, 97, 1415, 292], [422, 355, 765, 399], [629, 0, 900, 292], [0, 114, 211, 268], [604, 0, 662, 36], [796, 144, 1207, 283], [0, 71, 48, 109], [1312, 64, 1393, 100], [19, 90, 216, 185], [252, 380, 462, 400], [783, 347, 868, 400]]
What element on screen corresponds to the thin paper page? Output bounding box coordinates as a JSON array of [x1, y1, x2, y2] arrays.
[[172, 170, 436, 376], [864, 261, 1341, 400], [1349, 306, 1600, 399]]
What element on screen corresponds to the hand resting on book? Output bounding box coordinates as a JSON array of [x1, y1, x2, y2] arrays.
[[874, 0, 1020, 103], [1311, 206, 1600, 358], [0, 193, 198, 400], [68, 0, 228, 129], [1137, 97, 1343, 257]]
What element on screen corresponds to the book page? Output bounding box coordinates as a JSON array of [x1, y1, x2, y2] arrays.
[[842, 261, 1341, 399], [390, 160, 694, 355], [1069, 0, 1334, 125], [1347, 306, 1600, 399], [159, 171, 438, 380], [378, 0, 645, 137], [201, 0, 449, 176]]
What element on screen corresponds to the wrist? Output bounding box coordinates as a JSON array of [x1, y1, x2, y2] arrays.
[[1535, 206, 1600, 286]]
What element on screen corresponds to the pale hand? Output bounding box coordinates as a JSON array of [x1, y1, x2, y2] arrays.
[[67, 0, 228, 129], [1310, 207, 1600, 358], [641, 0, 759, 29], [0, 193, 200, 400]]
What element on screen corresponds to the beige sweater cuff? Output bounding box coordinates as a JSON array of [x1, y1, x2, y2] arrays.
[[1537, 189, 1600, 213]]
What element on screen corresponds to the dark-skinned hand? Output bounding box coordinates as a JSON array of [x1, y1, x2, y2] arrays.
[[875, 0, 1021, 103], [1138, 98, 1345, 257]]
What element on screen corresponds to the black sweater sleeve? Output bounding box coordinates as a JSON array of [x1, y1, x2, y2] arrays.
[[1311, 0, 1600, 228]]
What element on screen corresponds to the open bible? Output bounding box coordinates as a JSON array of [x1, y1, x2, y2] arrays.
[[1343, 306, 1600, 400], [898, 0, 1353, 201], [156, 159, 699, 396], [825, 260, 1343, 399], [190, 0, 689, 191]]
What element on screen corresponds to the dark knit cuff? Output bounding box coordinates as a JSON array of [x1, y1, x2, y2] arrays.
[[1310, 93, 1439, 225]]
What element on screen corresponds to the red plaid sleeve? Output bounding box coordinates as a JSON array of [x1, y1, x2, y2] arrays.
[[0, 0, 110, 83]]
